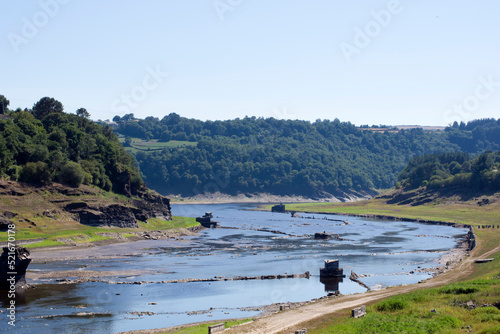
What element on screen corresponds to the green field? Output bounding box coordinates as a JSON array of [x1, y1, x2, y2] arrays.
[[118, 137, 197, 154], [0, 216, 198, 248], [281, 198, 500, 227]]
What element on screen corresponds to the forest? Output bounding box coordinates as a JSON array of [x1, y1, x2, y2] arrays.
[[0, 95, 143, 196], [2, 92, 500, 199], [398, 151, 500, 192], [112, 112, 500, 197]]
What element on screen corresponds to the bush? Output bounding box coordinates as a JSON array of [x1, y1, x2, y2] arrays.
[[60, 161, 84, 187], [375, 297, 409, 312], [20, 161, 51, 184], [439, 283, 481, 295]]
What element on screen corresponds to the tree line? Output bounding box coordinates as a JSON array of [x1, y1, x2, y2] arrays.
[[0, 95, 143, 196], [112, 113, 500, 197], [398, 151, 500, 192]]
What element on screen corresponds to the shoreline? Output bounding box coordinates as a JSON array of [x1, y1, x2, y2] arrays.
[[113, 237, 472, 334], [26, 207, 474, 280], [168, 192, 374, 205], [21, 208, 475, 334]]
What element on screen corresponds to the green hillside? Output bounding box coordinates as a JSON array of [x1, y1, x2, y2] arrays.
[[113, 113, 500, 198], [398, 151, 500, 192], [0, 95, 143, 196]]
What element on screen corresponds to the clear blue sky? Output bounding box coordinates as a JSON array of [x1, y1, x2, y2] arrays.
[[1, 1, 499, 126]]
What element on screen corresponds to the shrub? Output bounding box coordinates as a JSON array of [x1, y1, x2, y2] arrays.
[[20, 161, 51, 184], [376, 297, 409, 312], [439, 282, 482, 295], [60, 161, 84, 187]]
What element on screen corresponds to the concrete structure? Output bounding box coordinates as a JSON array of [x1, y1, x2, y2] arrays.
[[319, 259, 345, 278], [196, 212, 218, 228], [208, 323, 225, 333], [271, 203, 286, 212], [352, 305, 366, 318]]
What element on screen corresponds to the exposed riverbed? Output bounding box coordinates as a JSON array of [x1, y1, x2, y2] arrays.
[[1, 204, 469, 333]]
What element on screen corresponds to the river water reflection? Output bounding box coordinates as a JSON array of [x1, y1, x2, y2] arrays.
[[2, 204, 468, 333]]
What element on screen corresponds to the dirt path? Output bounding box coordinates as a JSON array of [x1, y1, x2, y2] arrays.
[[224, 243, 500, 334]]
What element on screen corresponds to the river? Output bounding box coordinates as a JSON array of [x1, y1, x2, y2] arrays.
[[1, 203, 468, 333]]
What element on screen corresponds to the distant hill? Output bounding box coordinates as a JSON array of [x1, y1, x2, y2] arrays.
[[112, 113, 500, 199]]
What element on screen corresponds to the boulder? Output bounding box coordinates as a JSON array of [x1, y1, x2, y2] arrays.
[[0, 247, 31, 296]]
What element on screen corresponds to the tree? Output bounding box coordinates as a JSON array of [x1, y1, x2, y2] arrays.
[[60, 161, 85, 187], [76, 108, 90, 118], [0, 95, 9, 114], [112, 115, 121, 123], [20, 161, 51, 184], [32, 97, 64, 120], [122, 113, 135, 122]]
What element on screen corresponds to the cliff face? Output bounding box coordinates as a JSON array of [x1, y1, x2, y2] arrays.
[[64, 191, 172, 228], [0, 180, 172, 229]]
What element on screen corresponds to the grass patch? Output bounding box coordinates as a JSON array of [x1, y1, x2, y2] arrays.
[[439, 283, 483, 295], [140, 216, 198, 230], [24, 239, 66, 248], [162, 319, 252, 334], [375, 297, 409, 312], [1, 214, 198, 248], [283, 197, 500, 227], [317, 313, 461, 334], [119, 137, 197, 154]]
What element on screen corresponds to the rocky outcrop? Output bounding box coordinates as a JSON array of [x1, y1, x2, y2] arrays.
[[0, 180, 172, 229], [133, 190, 172, 221], [0, 247, 31, 295], [0, 214, 13, 231], [64, 190, 172, 228], [67, 203, 139, 228]]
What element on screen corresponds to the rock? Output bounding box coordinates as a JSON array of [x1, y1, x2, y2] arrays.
[[466, 301, 475, 310], [64, 191, 172, 228], [0, 247, 31, 297], [0, 215, 12, 231], [75, 205, 139, 228], [3, 211, 16, 219]]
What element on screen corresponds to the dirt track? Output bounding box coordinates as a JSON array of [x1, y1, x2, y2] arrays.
[[224, 243, 500, 334]]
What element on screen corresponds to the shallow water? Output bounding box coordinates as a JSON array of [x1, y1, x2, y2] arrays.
[[1, 204, 468, 333]]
